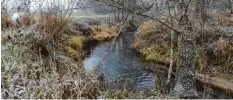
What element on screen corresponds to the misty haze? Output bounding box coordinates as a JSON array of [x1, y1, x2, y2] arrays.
[[1, 0, 233, 99]]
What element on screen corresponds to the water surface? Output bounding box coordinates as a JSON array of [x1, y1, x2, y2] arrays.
[[83, 31, 232, 98], [83, 32, 160, 90]]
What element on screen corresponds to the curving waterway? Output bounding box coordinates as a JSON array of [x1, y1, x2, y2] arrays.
[[83, 31, 162, 90], [83, 31, 232, 98]]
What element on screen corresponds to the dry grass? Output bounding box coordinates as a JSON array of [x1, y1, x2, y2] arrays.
[[134, 20, 170, 48], [134, 20, 172, 63], [64, 35, 85, 61], [18, 15, 36, 27], [1, 28, 100, 99], [1, 12, 12, 30], [1, 27, 176, 99], [1, 12, 180, 99], [35, 13, 68, 34], [135, 18, 233, 80], [217, 13, 233, 26], [91, 24, 119, 41], [206, 38, 233, 79]]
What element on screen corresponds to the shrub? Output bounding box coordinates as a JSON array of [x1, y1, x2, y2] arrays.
[[1, 28, 100, 99], [35, 13, 68, 34], [208, 38, 233, 79], [19, 14, 36, 27], [1, 12, 12, 30]]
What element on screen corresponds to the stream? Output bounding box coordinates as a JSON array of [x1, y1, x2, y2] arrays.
[[83, 31, 162, 90], [83, 31, 232, 98]]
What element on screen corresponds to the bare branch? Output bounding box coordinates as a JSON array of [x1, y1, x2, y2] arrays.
[[93, 0, 180, 33], [93, 11, 137, 72]]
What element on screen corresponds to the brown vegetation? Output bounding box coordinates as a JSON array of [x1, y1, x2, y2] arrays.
[[134, 19, 233, 80], [217, 13, 233, 26], [91, 25, 119, 41], [1, 12, 12, 30], [1, 12, 108, 98], [205, 38, 233, 79], [1, 28, 100, 99], [1, 10, 124, 98], [134, 20, 174, 64], [18, 15, 36, 27], [60, 35, 85, 61], [35, 13, 68, 34]]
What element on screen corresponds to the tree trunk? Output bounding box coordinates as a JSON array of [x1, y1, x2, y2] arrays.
[[166, 0, 175, 89], [231, 0, 233, 14], [173, 0, 198, 98]]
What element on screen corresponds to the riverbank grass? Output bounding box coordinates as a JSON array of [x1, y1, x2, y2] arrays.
[[134, 19, 233, 80], [91, 24, 119, 41], [140, 45, 170, 64], [64, 35, 85, 61]]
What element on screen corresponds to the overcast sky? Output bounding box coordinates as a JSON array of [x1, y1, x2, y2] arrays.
[[3, 0, 80, 14]]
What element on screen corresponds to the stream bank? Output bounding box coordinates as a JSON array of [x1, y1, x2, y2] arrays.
[[2, 11, 232, 98], [83, 31, 164, 90], [82, 29, 233, 98], [133, 19, 233, 98]]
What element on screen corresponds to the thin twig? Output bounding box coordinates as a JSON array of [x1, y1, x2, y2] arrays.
[[166, 0, 175, 87], [94, 0, 180, 33], [93, 11, 137, 71]]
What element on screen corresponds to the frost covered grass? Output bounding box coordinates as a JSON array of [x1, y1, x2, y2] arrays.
[[1, 28, 100, 99], [1, 27, 178, 99], [1, 12, 181, 99]]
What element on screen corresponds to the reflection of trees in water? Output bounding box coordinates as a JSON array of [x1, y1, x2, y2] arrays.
[[83, 32, 159, 90]]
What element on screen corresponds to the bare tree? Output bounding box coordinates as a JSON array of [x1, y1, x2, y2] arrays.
[[173, 0, 198, 98], [229, 0, 233, 13], [1, 0, 7, 11]]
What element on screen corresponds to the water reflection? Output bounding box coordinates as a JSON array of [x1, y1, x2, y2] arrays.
[[83, 31, 232, 98], [83, 32, 156, 90]]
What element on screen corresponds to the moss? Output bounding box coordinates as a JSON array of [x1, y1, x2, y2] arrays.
[[140, 45, 171, 64], [196, 48, 208, 73], [135, 19, 208, 73], [69, 36, 84, 47], [134, 20, 174, 65], [196, 55, 204, 73]]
